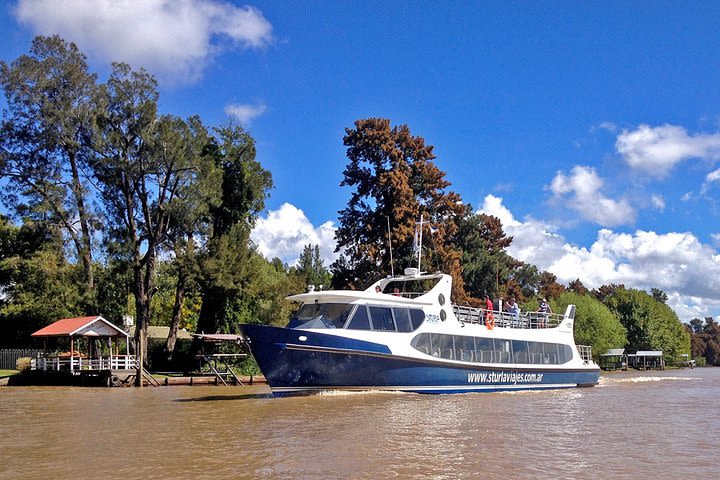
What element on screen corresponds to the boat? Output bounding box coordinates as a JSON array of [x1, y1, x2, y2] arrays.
[[239, 267, 600, 396]]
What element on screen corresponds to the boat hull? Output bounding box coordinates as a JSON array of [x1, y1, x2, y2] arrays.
[[241, 324, 600, 396]]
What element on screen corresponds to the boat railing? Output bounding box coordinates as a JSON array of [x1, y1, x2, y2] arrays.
[[577, 345, 594, 363], [452, 305, 564, 329]]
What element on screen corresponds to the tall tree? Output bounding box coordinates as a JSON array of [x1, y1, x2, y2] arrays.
[[554, 291, 627, 358], [0, 35, 97, 307], [332, 118, 465, 298], [296, 244, 331, 288], [92, 64, 215, 382], [453, 209, 517, 301], [0, 216, 83, 346], [605, 287, 690, 360], [194, 125, 273, 342]]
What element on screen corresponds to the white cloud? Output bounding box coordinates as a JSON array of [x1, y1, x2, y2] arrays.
[[651, 194, 665, 211], [701, 167, 720, 195], [251, 203, 337, 266], [712, 233, 720, 248], [548, 165, 635, 227], [225, 103, 267, 126], [479, 195, 720, 321], [13, 0, 273, 83], [616, 124, 720, 178], [592, 121, 617, 133]]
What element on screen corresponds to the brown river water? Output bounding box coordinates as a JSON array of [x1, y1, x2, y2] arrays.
[[1, 368, 718, 480]]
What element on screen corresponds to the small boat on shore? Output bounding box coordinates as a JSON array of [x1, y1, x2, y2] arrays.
[[240, 268, 600, 396]]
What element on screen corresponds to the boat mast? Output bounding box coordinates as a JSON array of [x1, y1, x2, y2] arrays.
[[417, 214, 423, 272], [386, 215, 394, 277]]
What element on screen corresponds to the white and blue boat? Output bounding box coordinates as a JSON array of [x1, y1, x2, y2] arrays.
[[240, 268, 600, 396]]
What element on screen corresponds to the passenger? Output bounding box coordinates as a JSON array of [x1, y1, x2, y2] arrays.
[[392, 287, 401, 296], [484, 293, 493, 311], [506, 297, 520, 326], [375, 285, 382, 293], [536, 297, 551, 328], [483, 293, 493, 322]]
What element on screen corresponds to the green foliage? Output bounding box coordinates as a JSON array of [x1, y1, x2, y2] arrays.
[[0, 35, 98, 308], [0, 217, 84, 346], [554, 292, 627, 357], [453, 209, 516, 300], [295, 244, 331, 288], [605, 288, 690, 359]]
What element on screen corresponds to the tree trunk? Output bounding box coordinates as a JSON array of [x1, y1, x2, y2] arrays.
[[165, 270, 186, 361], [68, 152, 95, 306], [193, 286, 226, 356]]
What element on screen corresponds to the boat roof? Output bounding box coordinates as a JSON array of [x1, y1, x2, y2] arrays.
[[286, 290, 434, 306], [287, 272, 448, 306]]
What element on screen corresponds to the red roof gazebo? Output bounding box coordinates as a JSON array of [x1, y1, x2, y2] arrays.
[[31, 316, 133, 372]]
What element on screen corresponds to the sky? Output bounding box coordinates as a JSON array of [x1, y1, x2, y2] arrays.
[[2, 0, 720, 321]]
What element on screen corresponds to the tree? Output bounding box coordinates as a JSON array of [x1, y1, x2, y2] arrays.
[[296, 244, 331, 288], [650, 288, 668, 304], [452, 208, 518, 301], [0, 216, 83, 346], [689, 317, 720, 365], [605, 287, 690, 360], [568, 279, 588, 295], [554, 291, 626, 358], [332, 118, 465, 298], [509, 263, 542, 301], [193, 125, 273, 343], [539, 271, 565, 300], [591, 283, 625, 302], [0, 35, 98, 307], [92, 63, 217, 382]]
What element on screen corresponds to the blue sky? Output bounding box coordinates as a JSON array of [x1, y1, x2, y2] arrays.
[[2, 1, 720, 321]]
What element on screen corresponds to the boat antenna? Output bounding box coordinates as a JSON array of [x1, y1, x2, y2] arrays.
[[386, 215, 394, 277], [417, 214, 423, 272]]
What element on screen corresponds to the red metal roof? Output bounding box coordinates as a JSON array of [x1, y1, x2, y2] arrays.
[[31, 316, 124, 337]]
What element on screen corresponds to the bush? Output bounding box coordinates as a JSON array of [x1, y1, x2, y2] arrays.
[[16, 357, 32, 372]]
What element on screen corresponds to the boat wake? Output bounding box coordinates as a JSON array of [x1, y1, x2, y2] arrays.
[[317, 389, 411, 397], [600, 375, 698, 385]]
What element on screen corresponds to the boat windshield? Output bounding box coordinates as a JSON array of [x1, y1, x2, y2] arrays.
[[288, 303, 354, 329], [382, 277, 440, 298]]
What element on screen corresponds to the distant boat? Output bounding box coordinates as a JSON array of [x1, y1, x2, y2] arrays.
[[240, 268, 600, 396]]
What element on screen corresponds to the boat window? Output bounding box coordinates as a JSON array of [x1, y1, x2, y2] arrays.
[[433, 334, 454, 360], [528, 341, 544, 364], [495, 340, 511, 363], [346, 305, 371, 330], [411, 333, 431, 355], [410, 333, 573, 365], [393, 308, 413, 332], [383, 277, 441, 298], [454, 335, 475, 362], [475, 337, 494, 363], [288, 303, 355, 329], [512, 340, 529, 364], [410, 309, 425, 329], [369, 306, 396, 331], [559, 345, 572, 364]]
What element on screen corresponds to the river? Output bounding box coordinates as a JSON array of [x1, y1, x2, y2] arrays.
[[1, 368, 718, 479]]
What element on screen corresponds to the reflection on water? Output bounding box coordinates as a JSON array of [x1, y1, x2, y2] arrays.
[[1, 368, 718, 480]]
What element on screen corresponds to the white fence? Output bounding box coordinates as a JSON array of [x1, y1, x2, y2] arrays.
[[31, 355, 138, 372]]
